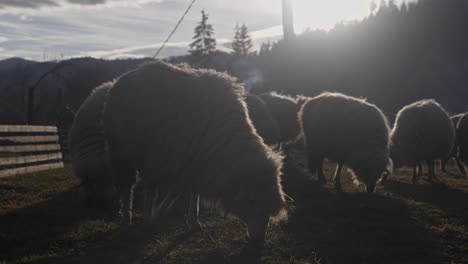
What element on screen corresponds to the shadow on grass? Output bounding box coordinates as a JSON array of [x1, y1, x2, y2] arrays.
[[280, 156, 440, 264], [384, 180, 468, 225], [0, 186, 117, 263]]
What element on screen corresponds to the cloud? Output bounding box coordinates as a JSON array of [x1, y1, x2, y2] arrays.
[[0, 0, 162, 10], [67, 0, 107, 5], [0, 0, 58, 9]]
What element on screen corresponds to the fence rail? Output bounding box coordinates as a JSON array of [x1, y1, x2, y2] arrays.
[[0, 125, 64, 178]]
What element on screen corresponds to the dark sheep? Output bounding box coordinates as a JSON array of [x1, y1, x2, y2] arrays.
[[299, 92, 392, 193], [103, 61, 286, 249], [244, 94, 280, 146], [457, 113, 468, 179], [69, 83, 114, 209], [441, 113, 467, 176], [390, 100, 455, 184], [259, 92, 301, 147]]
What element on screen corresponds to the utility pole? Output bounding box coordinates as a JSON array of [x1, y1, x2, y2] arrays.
[[282, 0, 295, 41]]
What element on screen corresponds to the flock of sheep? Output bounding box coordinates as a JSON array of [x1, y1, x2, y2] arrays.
[[69, 61, 468, 252]]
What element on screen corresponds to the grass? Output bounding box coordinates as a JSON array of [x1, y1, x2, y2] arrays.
[[0, 150, 467, 264]]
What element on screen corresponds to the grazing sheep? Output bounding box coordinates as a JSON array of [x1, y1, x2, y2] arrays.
[[259, 92, 301, 147], [390, 100, 455, 184], [457, 113, 468, 179], [441, 113, 467, 176], [69, 83, 114, 209], [103, 61, 286, 249], [299, 92, 392, 193], [244, 94, 280, 146]]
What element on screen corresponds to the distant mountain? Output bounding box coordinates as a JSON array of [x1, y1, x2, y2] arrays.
[[0, 52, 260, 128], [0, 57, 151, 126]]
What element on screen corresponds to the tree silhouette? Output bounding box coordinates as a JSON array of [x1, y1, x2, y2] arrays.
[[232, 24, 253, 56], [189, 10, 216, 56]]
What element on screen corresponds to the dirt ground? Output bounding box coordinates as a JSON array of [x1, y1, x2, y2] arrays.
[[0, 148, 467, 264]]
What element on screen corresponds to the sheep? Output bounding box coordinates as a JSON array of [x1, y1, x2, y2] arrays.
[[390, 100, 455, 184], [259, 92, 301, 148], [244, 94, 280, 146], [457, 113, 468, 179], [103, 61, 286, 249], [69, 83, 114, 209], [441, 113, 467, 176], [299, 92, 392, 193]]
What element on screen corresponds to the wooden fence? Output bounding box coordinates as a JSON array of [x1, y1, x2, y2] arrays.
[[0, 125, 64, 178]]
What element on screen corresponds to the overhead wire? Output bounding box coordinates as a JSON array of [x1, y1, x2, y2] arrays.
[[152, 0, 197, 58]]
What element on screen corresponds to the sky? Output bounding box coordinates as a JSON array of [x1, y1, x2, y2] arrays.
[[0, 0, 411, 61]]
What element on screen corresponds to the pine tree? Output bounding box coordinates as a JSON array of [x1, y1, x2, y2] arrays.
[[189, 10, 216, 56], [231, 23, 253, 56], [232, 24, 243, 56], [259, 41, 272, 56]]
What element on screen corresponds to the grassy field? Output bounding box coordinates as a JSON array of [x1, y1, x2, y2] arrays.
[[0, 149, 467, 264]]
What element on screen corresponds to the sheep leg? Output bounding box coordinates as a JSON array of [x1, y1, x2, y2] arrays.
[[151, 190, 173, 222], [120, 180, 136, 225], [455, 157, 467, 176], [427, 160, 437, 183], [143, 187, 157, 224], [113, 167, 136, 224], [318, 161, 326, 184], [334, 163, 343, 191], [186, 192, 201, 230], [412, 166, 418, 185], [307, 154, 325, 183], [440, 159, 448, 172], [161, 193, 181, 217], [418, 163, 424, 177]]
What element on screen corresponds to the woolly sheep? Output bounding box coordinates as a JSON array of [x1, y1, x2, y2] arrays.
[[457, 113, 468, 179], [441, 113, 467, 176], [69, 83, 114, 209], [390, 100, 455, 184], [103, 61, 286, 249], [299, 92, 392, 193], [259, 92, 301, 147], [244, 94, 280, 146]]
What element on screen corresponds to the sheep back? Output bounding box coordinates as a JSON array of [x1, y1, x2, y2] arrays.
[[244, 94, 280, 146], [259, 92, 301, 143], [390, 100, 455, 167], [300, 92, 391, 186]]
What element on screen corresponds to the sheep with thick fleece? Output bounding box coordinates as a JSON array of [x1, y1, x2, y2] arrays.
[[103, 61, 286, 249], [390, 100, 455, 184], [259, 92, 301, 147], [69, 83, 113, 209], [299, 92, 392, 193], [441, 113, 467, 176], [244, 94, 280, 146], [457, 113, 468, 179]]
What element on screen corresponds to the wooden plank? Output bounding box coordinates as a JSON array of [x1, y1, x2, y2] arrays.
[[0, 125, 57, 133], [0, 162, 64, 178], [0, 153, 62, 166], [0, 135, 59, 143], [0, 144, 61, 153]]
